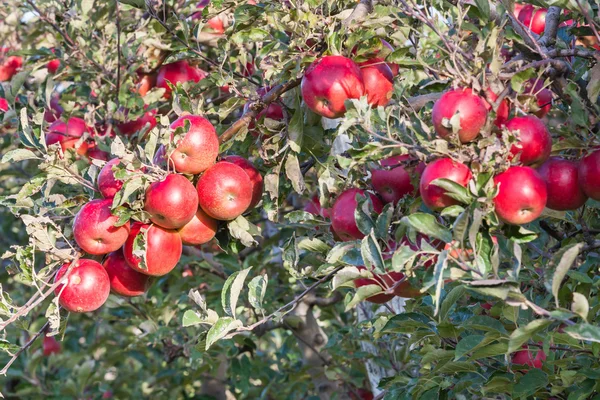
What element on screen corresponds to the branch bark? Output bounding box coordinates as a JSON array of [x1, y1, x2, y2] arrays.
[[342, 0, 373, 27]]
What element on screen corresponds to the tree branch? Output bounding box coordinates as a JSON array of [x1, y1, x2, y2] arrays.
[[342, 0, 373, 27], [538, 7, 561, 48], [0, 321, 50, 376]]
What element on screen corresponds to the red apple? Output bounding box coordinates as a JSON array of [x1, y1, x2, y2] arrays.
[[524, 79, 552, 118], [484, 87, 510, 127], [518, 5, 547, 34], [358, 58, 394, 107], [537, 157, 587, 211], [196, 162, 253, 220], [103, 249, 152, 297], [144, 174, 199, 229], [169, 115, 219, 174], [330, 188, 383, 241], [354, 266, 420, 303], [304, 194, 332, 218], [0, 50, 22, 82], [156, 60, 207, 99], [54, 259, 110, 313], [98, 158, 124, 199], [73, 199, 130, 255], [47, 59, 60, 74], [301, 55, 365, 119], [244, 86, 286, 135], [419, 158, 472, 210], [86, 144, 109, 161], [493, 166, 547, 225], [514, 3, 525, 18], [380, 39, 399, 76], [222, 155, 263, 209], [371, 155, 424, 204], [124, 222, 183, 276], [44, 96, 63, 123], [578, 150, 600, 200], [432, 88, 489, 143], [505, 115, 552, 167], [116, 109, 157, 137], [178, 207, 219, 245], [0, 98, 7, 112], [42, 336, 61, 356], [512, 345, 546, 368], [46, 117, 90, 155], [136, 72, 157, 97]]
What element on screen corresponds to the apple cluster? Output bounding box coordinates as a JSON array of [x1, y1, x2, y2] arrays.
[[54, 114, 264, 314]]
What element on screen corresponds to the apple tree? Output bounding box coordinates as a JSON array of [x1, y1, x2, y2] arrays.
[[0, 0, 600, 399]]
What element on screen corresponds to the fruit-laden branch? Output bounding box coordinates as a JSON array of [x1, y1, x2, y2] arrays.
[[0, 321, 50, 376], [342, 0, 373, 27]]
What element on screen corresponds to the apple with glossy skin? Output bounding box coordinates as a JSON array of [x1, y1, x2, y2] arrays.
[[222, 155, 263, 209], [301, 55, 365, 119], [518, 5, 547, 34], [103, 249, 152, 297], [196, 162, 253, 220], [98, 158, 124, 199], [136, 71, 157, 97], [371, 155, 424, 204], [169, 115, 219, 174], [578, 150, 600, 200], [432, 88, 489, 143], [156, 60, 207, 99], [513, 3, 525, 18], [331, 188, 383, 241], [54, 259, 110, 313], [304, 194, 331, 219], [47, 59, 60, 74], [0, 98, 7, 112], [358, 58, 394, 107], [42, 336, 61, 356], [494, 166, 547, 225], [0, 50, 22, 82], [73, 199, 130, 255], [524, 79, 552, 118], [124, 222, 183, 276], [46, 117, 90, 155], [178, 207, 219, 245], [44, 96, 63, 123], [537, 157, 587, 211], [144, 174, 199, 229], [116, 109, 157, 137], [512, 345, 547, 368], [86, 144, 109, 161], [484, 87, 510, 127], [505, 115, 552, 166], [419, 158, 472, 210]]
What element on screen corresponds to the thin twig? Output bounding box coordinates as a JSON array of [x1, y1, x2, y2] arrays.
[[0, 321, 50, 376]]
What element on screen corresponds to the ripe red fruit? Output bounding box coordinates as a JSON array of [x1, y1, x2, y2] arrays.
[[493, 166, 547, 225], [42, 336, 61, 356], [537, 157, 587, 211], [124, 223, 183, 276], [0, 98, 7, 112], [301, 55, 365, 119], [304, 194, 331, 219], [371, 155, 424, 204], [0, 51, 22, 82], [103, 249, 152, 297], [44, 96, 63, 123], [116, 109, 157, 137], [419, 158, 472, 210], [484, 87, 510, 127], [578, 150, 600, 200], [47, 59, 61, 74], [513, 3, 525, 18], [156, 60, 207, 99], [432, 88, 489, 143], [244, 86, 286, 135], [512, 345, 547, 368], [380, 39, 399, 76], [86, 144, 109, 161], [331, 188, 383, 241], [54, 259, 110, 313], [505, 115, 552, 166], [358, 58, 394, 107], [144, 174, 199, 229], [518, 5, 547, 34], [178, 207, 219, 245], [73, 199, 130, 255], [97, 158, 124, 199], [222, 155, 263, 209], [196, 162, 253, 220], [354, 267, 420, 303], [46, 117, 90, 155], [524, 79, 552, 118], [169, 115, 219, 174], [136, 72, 157, 97]]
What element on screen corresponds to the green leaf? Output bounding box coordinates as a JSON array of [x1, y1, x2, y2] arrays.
[[400, 213, 452, 243], [571, 292, 589, 321], [482, 377, 513, 395], [205, 317, 243, 349], [345, 285, 383, 310], [287, 104, 303, 153], [284, 154, 305, 194], [454, 335, 484, 360], [439, 285, 466, 322], [469, 342, 508, 360], [474, 0, 490, 19], [182, 310, 203, 327], [221, 267, 252, 317], [391, 245, 416, 273], [360, 231, 385, 274], [552, 243, 583, 307], [228, 215, 261, 247], [1, 149, 38, 163], [452, 209, 469, 243], [564, 323, 600, 343], [0, 339, 20, 355], [462, 315, 508, 334], [587, 63, 600, 104], [332, 266, 361, 290], [430, 178, 471, 204], [508, 319, 551, 353], [513, 369, 548, 398], [248, 274, 268, 313], [354, 194, 377, 237], [435, 361, 477, 374]]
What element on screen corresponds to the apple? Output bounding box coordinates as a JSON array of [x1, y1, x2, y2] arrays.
[[169, 115, 219, 174], [42, 336, 61, 356], [371, 155, 424, 204], [493, 166, 547, 225], [124, 222, 183, 276], [46, 117, 90, 155], [115, 109, 157, 137], [73, 199, 130, 255], [331, 188, 383, 241], [156, 60, 207, 99], [518, 5, 547, 34], [484, 87, 510, 127], [512, 345, 546, 369], [0, 50, 22, 82], [578, 150, 600, 200], [44, 96, 63, 123], [222, 155, 263, 209], [103, 249, 152, 297], [86, 144, 109, 161], [380, 39, 399, 77], [0, 98, 7, 112], [432, 88, 489, 143], [524, 79, 552, 118], [513, 3, 525, 18], [304, 194, 331, 219], [419, 158, 472, 210], [537, 157, 587, 211], [54, 259, 111, 313], [196, 162, 253, 220], [98, 158, 124, 199], [244, 86, 286, 135], [358, 58, 394, 107], [136, 71, 157, 97], [144, 174, 199, 229], [47, 59, 60, 74], [178, 207, 219, 245], [301, 55, 365, 118], [505, 115, 552, 166], [354, 267, 420, 303]]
